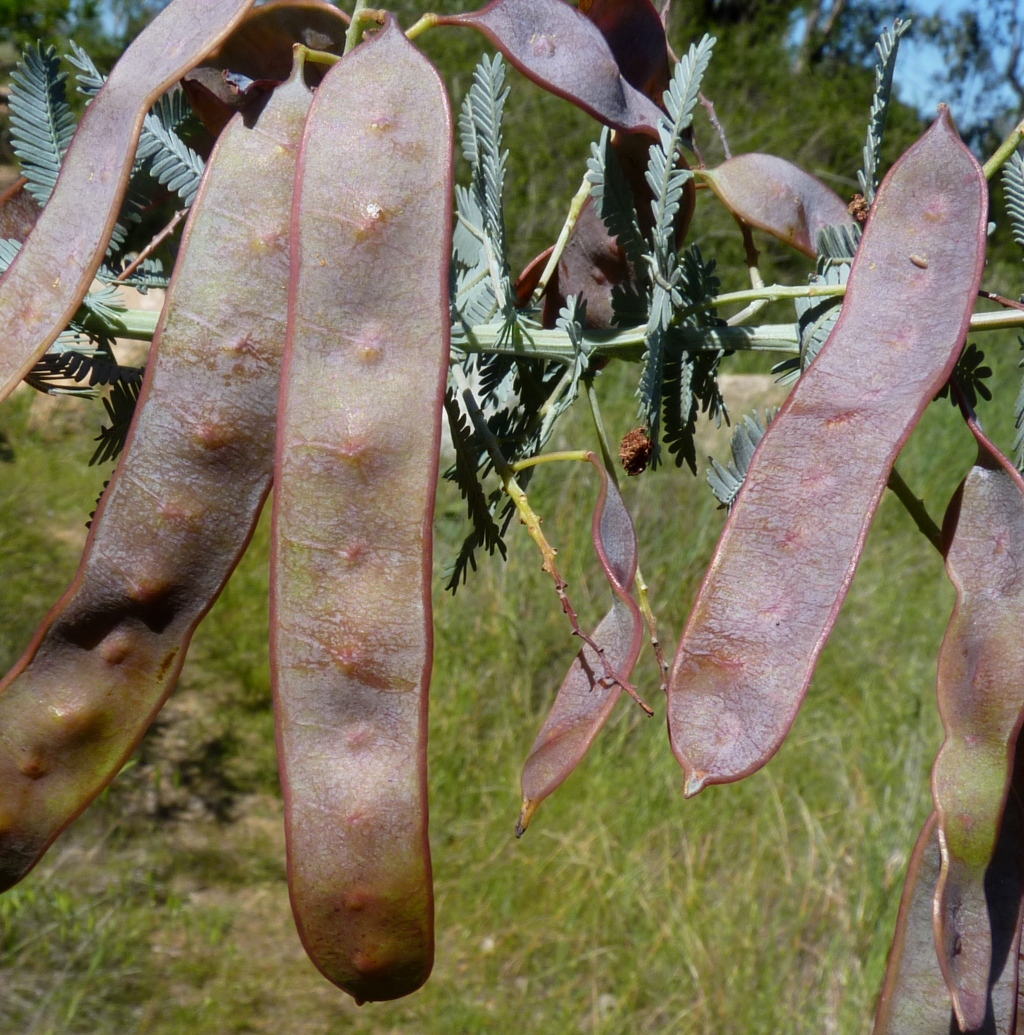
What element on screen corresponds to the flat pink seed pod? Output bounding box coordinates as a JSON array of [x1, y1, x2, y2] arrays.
[[0, 65, 311, 891], [703, 153, 854, 257], [873, 808, 1021, 1035], [667, 108, 987, 795], [931, 427, 1024, 1032], [271, 18, 452, 1004], [437, 0, 663, 136], [0, 0, 256, 403], [518, 457, 643, 834]]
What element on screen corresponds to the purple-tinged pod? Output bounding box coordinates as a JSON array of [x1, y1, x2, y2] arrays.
[[517, 454, 643, 835], [578, 0, 670, 100], [271, 18, 452, 1003], [701, 153, 854, 258], [0, 59, 312, 892], [931, 425, 1024, 1032], [667, 108, 987, 795], [0, 0, 257, 404], [183, 0, 349, 135], [436, 0, 663, 136], [0, 178, 40, 244], [873, 809, 1022, 1035]]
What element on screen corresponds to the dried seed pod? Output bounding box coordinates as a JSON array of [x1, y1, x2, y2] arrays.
[[874, 808, 1022, 1035], [579, 0, 670, 99], [701, 153, 854, 257], [0, 0, 257, 403], [667, 108, 987, 794], [0, 60, 312, 892], [183, 0, 349, 135], [272, 18, 452, 1003], [437, 0, 663, 135], [517, 455, 643, 835], [931, 426, 1024, 1031]]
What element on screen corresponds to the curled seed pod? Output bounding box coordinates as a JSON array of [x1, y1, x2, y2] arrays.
[[874, 808, 1022, 1035], [183, 0, 349, 135], [701, 153, 854, 258], [272, 18, 452, 1003], [0, 0, 257, 403], [579, 0, 670, 100], [931, 425, 1024, 1031], [517, 454, 643, 835], [437, 0, 663, 136], [667, 108, 988, 795], [0, 178, 41, 243], [0, 59, 312, 892]]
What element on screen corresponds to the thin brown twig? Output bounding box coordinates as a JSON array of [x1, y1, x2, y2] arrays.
[[698, 92, 731, 161], [115, 207, 187, 284], [460, 386, 653, 715], [979, 289, 1024, 313]]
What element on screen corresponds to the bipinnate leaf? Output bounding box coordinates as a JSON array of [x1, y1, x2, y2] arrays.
[[931, 426, 1024, 1032], [517, 456, 643, 835], [667, 108, 987, 794], [873, 810, 1021, 1035], [436, 0, 664, 135], [702, 153, 853, 258], [0, 58, 311, 892], [272, 17, 451, 1004], [0, 0, 257, 404]]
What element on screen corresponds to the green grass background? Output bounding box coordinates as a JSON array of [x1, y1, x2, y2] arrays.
[[3, 5, 1024, 1031]]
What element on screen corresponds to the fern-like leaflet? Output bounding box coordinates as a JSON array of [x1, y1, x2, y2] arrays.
[[8, 43, 76, 206], [707, 409, 776, 509], [857, 18, 911, 207], [637, 34, 715, 465]]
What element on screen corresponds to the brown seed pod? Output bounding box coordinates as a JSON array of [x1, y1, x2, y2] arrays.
[[667, 108, 988, 795], [0, 58, 312, 892], [271, 18, 452, 1003], [0, 0, 257, 403]]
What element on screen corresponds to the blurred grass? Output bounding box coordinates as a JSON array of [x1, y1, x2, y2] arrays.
[[3, 7, 1024, 1032]]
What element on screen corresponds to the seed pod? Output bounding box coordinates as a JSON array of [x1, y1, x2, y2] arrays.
[[874, 808, 1022, 1035], [0, 0, 256, 403], [437, 0, 663, 135], [0, 60, 312, 892], [517, 455, 643, 835], [701, 153, 854, 258], [931, 425, 1024, 1031], [272, 18, 452, 1003], [0, 178, 41, 244], [183, 0, 349, 135], [579, 0, 670, 99], [667, 108, 987, 795]]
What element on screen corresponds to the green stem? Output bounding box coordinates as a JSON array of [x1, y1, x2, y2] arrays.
[[300, 45, 341, 68], [406, 13, 438, 39], [983, 117, 1024, 180], [344, 0, 382, 53], [886, 465, 943, 554], [532, 174, 592, 304], [511, 450, 591, 472]]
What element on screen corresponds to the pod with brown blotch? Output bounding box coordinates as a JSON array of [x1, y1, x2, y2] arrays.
[[0, 0, 256, 404], [271, 18, 452, 1003], [517, 454, 644, 836], [873, 808, 1022, 1035], [930, 422, 1024, 1032], [0, 178, 41, 244], [183, 0, 348, 136], [0, 59, 312, 893], [436, 0, 663, 137], [579, 0, 670, 100], [667, 108, 988, 796], [700, 153, 854, 258]]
